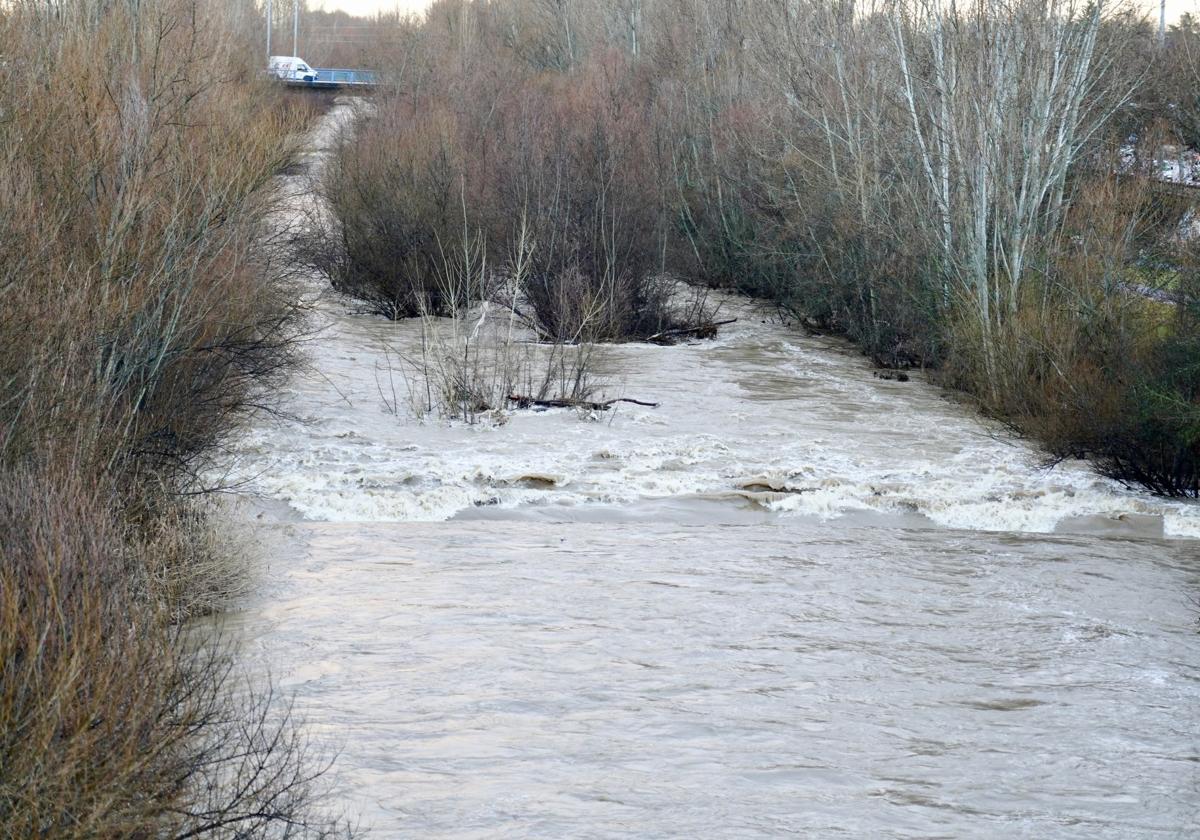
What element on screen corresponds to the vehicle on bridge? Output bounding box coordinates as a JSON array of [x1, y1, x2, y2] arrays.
[[268, 55, 317, 83]]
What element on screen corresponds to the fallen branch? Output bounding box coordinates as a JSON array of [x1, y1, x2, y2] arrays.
[[645, 318, 737, 345], [507, 394, 660, 411]]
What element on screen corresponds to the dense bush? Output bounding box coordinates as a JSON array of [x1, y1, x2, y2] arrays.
[[944, 179, 1200, 496], [315, 16, 708, 340], [0, 0, 316, 489], [0, 472, 344, 838], [312, 101, 467, 318], [0, 0, 348, 832]]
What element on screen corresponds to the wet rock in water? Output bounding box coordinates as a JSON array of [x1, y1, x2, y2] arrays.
[[874, 370, 910, 382], [502, 474, 562, 489]]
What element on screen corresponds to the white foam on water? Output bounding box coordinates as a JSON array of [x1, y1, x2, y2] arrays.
[[1165, 509, 1200, 539], [226, 304, 1200, 537]]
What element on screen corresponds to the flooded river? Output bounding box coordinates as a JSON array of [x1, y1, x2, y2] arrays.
[[225, 105, 1200, 837]]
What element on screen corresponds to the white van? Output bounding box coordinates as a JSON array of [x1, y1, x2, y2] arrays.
[[267, 56, 317, 83]]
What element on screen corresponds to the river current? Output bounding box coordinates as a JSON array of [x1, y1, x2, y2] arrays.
[[224, 104, 1200, 837]]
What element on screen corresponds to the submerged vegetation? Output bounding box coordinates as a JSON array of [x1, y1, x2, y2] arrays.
[[376, 225, 603, 423], [317, 0, 1199, 496], [0, 0, 346, 835]]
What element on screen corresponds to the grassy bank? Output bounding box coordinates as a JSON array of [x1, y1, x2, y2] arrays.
[[0, 0, 347, 834], [319, 0, 1197, 496]]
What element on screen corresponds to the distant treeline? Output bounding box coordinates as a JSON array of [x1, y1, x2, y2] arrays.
[[319, 0, 1199, 497]]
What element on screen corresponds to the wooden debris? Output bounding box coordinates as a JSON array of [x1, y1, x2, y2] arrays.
[[507, 395, 660, 411], [645, 318, 738, 345]]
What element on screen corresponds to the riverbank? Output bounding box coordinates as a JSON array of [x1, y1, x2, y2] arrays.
[[0, 3, 347, 834]]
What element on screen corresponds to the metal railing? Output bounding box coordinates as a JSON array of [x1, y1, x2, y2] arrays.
[[282, 68, 377, 90]]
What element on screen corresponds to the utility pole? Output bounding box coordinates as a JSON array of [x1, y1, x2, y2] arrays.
[[293, 0, 299, 56], [1160, 0, 1167, 46], [266, 0, 272, 59]]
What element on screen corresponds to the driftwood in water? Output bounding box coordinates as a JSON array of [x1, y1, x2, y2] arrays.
[[645, 318, 737, 345], [507, 394, 660, 411]]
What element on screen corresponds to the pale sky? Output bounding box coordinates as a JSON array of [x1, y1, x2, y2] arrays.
[[1158, 0, 1200, 22], [314, 0, 431, 14], [316, 1, 1200, 23]]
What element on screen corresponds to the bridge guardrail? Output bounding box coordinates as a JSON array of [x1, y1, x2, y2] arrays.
[[283, 68, 377, 90]]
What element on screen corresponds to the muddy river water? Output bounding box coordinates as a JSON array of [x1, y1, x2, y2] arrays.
[[223, 105, 1200, 837]]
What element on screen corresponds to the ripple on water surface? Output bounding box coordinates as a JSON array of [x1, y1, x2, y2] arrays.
[[230, 521, 1200, 838]]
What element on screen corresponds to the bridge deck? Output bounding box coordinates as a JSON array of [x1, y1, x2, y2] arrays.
[[285, 68, 377, 90]]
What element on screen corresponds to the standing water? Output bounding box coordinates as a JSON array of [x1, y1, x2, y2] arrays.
[[224, 104, 1200, 837]]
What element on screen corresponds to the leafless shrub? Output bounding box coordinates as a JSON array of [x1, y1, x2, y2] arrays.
[[310, 17, 716, 341], [0, 0, 354, 831], [0, 0, 314, 492], [305, 100, 467, 319], [0, 470, 349, 839], [387, 221, 601, 423]]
